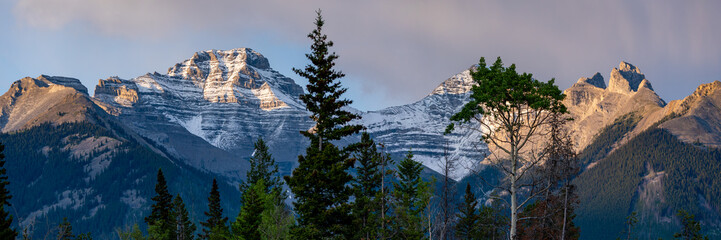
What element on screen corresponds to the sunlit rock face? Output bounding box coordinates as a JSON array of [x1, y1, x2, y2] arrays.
[[95, 48, 312, 180], [659, 80, 721, 147], [0, 75, 101, 133], [563, 62, 666, 151]]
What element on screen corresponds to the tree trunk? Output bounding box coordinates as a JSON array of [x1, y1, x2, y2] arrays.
[[510, 142, 519, 240], [561, 185, 568, 240]]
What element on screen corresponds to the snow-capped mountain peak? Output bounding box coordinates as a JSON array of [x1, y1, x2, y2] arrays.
[[428, 67, 475, 96]]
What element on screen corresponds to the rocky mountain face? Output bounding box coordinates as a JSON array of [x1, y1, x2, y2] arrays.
[[0, 76, 240, 238], [563, 62, 666, 151], [565, 62, 721, 239], [94, 49, 483, 180], [360, 69, 484, 179], [94, 49, 312, 181]]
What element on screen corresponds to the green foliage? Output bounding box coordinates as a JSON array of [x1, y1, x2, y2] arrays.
[[146, 169, 175, 240], [258, 200, 293, 240], [446, 56, 566, 135], [351, 132, 386, 239], [674, 210, 709, 240], [116, 223, 146, 240], [392, 151, 432, 240], [292, 10, 363, 145], [286, 143, 354, 239], [233, 180, 268, 240], [199, 179, 229, 240], [239, 137, 284, 202], [0, 142, 17, 239], [285, 10, 361, 239], [575, 128, 721, 239], [455, 183, 479, 239], [172, 195, 196, 240]]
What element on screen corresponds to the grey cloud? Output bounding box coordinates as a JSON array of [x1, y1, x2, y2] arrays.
[[12, 0, 721, 109]]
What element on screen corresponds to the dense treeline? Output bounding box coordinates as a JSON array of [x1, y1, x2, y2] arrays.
[[577, 112, 640, 166], [575, 127, 721, 239], [0, 122, 240, 239]]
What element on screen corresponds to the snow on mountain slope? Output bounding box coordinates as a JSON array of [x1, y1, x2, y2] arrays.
[[360, 69, 485, 180], [95, 48, 312, 180], [95, 50, 487, 180]]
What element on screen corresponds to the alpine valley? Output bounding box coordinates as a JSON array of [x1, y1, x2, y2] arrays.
[[1, 48, 720, 239]]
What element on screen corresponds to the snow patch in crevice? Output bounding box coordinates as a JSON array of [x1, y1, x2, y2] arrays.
[[166, 114, 209, 143]]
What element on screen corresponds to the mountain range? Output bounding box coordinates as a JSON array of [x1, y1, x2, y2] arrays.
[[1, 48, 720, 239]]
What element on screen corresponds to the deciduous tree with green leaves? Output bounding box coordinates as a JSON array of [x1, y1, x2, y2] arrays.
[[284, 9, 363, 239], [446, 57, 567, 239]]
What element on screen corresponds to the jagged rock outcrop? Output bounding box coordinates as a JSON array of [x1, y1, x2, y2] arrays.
[[564, 62, 666, 151]]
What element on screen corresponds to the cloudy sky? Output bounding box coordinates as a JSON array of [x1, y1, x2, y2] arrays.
[[2, 0, 720, 110]]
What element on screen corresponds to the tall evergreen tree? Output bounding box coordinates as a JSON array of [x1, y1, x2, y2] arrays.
[[284, 9, 362, 239], [233, 180, 268, 240], [146, 169, 175, 240], [0, 142, 17, 239], [291, 10, 363, 151], [239, 137, 283, 199], [172, 195, 196, 240], [455, 184, 480, 240], [199, 179, 229, 240], [352, 132, 383, 240], [392, 151, 431, 240]]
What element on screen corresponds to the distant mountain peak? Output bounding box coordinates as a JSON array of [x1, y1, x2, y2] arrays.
[[429, 67, 475, 96], [609, 61, 651, 93], [167, 48, 270, 81], [38, 75, 88, 94], [574, 72, 606, 89]]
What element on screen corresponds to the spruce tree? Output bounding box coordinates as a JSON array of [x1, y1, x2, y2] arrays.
[[392, 151, 431, 240], [232, 180, 268, 240], [146, 169, 175, 240], [674, 210, 709, 240], [0, 142, 17, 239], [239, 138, 283, 199], [352, 132, 383, 239], [172, 195, 196, 240], [199, 179, 229, 240], [284, 9, 362, 239], [456, 183, 479, 240]]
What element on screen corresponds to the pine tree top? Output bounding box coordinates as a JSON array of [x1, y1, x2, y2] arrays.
[[145, 169, 173, 226], [292, 10, 362, 144]]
